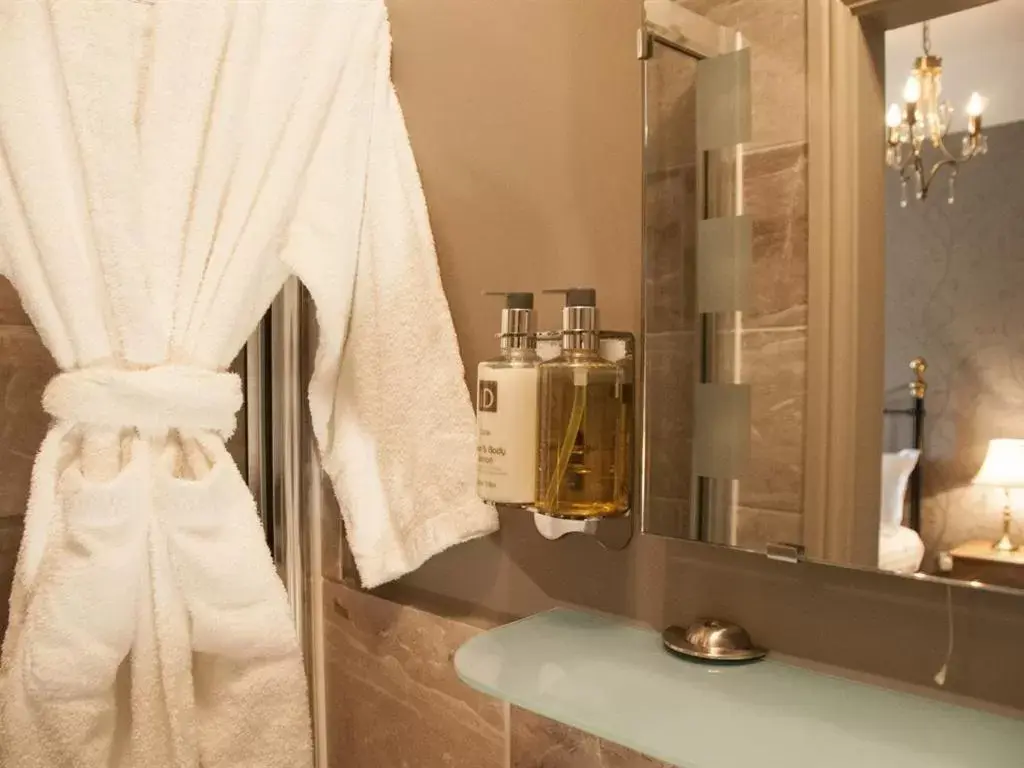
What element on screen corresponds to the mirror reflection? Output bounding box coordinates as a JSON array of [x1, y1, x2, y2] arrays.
[[643, 0, 1024, 594], [882, 0, 1024, 589]]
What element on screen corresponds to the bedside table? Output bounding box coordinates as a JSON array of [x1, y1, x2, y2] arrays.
[[949, 540, 1024, 590]]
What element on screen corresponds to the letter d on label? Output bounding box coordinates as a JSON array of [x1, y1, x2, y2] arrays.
[[478, 380, 498, 413]]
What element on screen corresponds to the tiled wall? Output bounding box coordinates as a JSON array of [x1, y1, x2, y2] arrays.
[[325, 581, 671, 768], [884, 120, 1024, 555], [642, 41, 698, 541], [716, 0, 809, 549], [0, 280, 55, 635], [732, 143, 808, 549], [641, 2, 808, 550]]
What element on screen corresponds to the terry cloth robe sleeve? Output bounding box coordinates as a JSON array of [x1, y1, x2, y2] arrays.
[[279, 11, 498, 589]]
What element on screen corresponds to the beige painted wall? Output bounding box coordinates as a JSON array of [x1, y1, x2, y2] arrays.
[[389, 0, 644, 379]]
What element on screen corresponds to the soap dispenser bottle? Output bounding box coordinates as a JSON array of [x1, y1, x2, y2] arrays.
[[536, 289, 630, 518], [476, 292, 541, 505]]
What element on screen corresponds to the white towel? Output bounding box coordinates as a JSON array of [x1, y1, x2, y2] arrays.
[[0, 1, 497, 765]]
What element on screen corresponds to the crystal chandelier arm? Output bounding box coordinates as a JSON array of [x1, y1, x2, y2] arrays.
[[932, 130, 959, 164], [916, 154, 977, 202], [921, 157, 957, 194]]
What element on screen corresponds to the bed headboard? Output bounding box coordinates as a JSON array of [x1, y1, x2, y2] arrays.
[[882, 357, 926, 531]]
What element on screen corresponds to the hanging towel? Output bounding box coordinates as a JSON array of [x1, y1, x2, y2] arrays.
[[0, 1, 498, 765]]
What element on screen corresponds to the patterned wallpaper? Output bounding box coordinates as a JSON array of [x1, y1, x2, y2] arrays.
[[885, 120, 1024, 555]]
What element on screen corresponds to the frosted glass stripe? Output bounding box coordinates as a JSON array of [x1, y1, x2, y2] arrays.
[[454, 609, 1024, 768], [694, 382, 749, 479], [696, 48, 751, 150], [698, 215, 752, 314]]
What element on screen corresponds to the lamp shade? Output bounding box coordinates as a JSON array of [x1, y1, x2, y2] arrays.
[[973, 439, 1024, 488]]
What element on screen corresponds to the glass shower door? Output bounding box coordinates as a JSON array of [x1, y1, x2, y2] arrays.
[[241, 279, 327, 767], [267, 280, 329, 767]]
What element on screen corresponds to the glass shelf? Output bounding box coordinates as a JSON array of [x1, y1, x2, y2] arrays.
[[454, 609, 1023, 767]]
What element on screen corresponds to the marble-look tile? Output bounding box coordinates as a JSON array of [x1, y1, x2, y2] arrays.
[[645, 496, 692, 541], [645, 166, 697, 335], [0, 518, 22, 636], [644, 40, 698, 173], [0, 326, 56, 518], [734, 505, 802, 551], [677, 0, 806, 149], [644, 332, 696, 503], [511, 708, 674, 768], [0, 279, 30, 326], [725, 329, 806, 514], [645, 145, 807, 333], [744, 143, 808, 328], [323, 581, 505, 768], [320, 480, 347, 583]]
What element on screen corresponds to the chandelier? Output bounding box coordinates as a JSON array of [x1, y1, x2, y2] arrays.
[[885, 21, 988, 206]]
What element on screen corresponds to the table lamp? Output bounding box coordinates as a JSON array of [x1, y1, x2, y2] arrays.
[[972, 438, 1024, 552]]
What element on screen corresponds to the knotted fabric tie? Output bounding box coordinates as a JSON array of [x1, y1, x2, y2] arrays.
[[42, 365, 243, 439]]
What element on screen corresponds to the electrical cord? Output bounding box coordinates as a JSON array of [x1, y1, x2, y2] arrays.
[[933, 583, 955, 686]]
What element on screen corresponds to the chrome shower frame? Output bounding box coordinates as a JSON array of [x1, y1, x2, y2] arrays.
[[244, 277, 328, 767]]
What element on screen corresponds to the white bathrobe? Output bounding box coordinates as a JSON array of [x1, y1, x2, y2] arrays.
[[0, 1, 497, 765]]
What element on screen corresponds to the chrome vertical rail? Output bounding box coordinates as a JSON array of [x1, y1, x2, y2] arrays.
[[271, 278, 307, 647], [299, 290, 329, 768], [245, 319, 270, 535], [269, 277, 327, 767]]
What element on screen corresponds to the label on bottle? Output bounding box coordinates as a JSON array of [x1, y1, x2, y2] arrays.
[[476, 363, 539, 504]]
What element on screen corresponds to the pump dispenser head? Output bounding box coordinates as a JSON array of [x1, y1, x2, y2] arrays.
[[485, 291, 535, 350], [543, 288, 599, 351]]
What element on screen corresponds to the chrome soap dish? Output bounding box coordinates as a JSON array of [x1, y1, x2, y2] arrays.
[[662, 618, 766, 663]]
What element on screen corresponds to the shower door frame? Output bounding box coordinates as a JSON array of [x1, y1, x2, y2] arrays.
[[245, 277, 328, 767]]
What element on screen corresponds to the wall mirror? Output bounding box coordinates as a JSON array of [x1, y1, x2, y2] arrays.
[[641, 0, 1024, 598]]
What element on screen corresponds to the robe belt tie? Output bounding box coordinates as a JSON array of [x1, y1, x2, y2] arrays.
[[42, 365, 242, 438]]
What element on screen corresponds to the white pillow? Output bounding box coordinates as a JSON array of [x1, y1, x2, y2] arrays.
[[880, 449, 920, 532]]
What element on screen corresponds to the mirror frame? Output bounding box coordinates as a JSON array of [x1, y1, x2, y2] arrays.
[[805, 0, 1018, 593]]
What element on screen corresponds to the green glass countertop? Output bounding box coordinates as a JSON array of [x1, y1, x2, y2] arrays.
[[453, 608, 1023, 767]]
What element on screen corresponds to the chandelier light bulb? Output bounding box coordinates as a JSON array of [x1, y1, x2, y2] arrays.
[[903, 75, 922, 104], [886, 103, 903, 128], [966, 92, 986, 117]]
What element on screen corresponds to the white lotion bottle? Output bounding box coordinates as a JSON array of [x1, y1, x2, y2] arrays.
[[476, 292, 540, 505]]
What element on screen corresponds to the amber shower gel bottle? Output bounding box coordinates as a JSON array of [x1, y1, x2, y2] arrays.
[[536, 288, 630, 518]]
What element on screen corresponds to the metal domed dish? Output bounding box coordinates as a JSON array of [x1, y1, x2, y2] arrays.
[[662, 618, 766, 663]]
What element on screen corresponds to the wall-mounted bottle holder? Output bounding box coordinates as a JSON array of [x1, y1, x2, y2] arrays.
[[523, 329, 635, 551]]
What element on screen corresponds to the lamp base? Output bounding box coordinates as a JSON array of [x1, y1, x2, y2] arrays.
[[992, 532, 1018, 553]]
